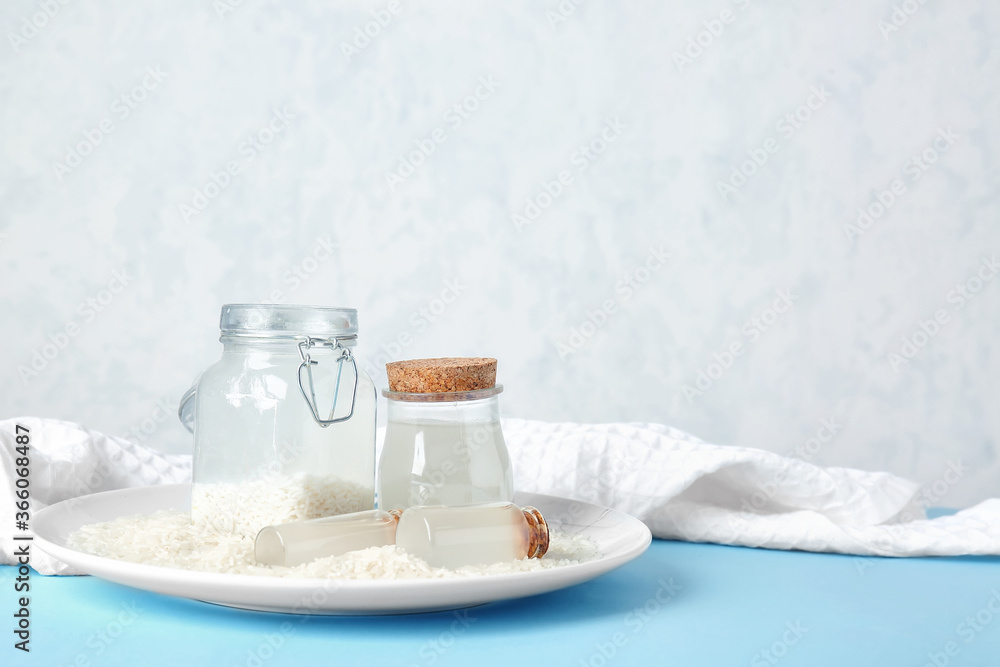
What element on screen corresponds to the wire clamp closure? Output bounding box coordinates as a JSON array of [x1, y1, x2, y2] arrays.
[[297, 336, 358, 427]]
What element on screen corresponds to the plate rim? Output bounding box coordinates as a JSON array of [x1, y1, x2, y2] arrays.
[[33, 484, 652, 612]]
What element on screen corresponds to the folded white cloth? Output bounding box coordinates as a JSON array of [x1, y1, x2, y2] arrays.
[[4, 417, 1000, 575], [0, 418, 190, 574], [503, 419, 1000, 557]]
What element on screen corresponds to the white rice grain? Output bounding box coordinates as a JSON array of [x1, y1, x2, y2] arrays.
[[67, 510, 600, 579], [191, 474, 373, 535]]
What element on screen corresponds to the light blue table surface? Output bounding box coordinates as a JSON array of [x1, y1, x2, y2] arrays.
[[5, 536, 1000, 667]]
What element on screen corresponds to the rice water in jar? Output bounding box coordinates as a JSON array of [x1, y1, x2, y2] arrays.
[[377, 358, 513, 510], [184, 305, 376, 535]]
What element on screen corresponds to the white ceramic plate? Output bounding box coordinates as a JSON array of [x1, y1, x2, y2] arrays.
[[33, 484, 651, 615]]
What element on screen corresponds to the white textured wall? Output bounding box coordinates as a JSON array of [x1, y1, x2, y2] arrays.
[[2, 1, 998, 506]]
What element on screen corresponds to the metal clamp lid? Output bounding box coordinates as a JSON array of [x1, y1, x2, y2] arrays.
[[296, 336, 358, 427], [177, 335, 360, 433]]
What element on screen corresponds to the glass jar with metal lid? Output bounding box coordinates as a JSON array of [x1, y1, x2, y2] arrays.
[[179, 304, 376, 535]]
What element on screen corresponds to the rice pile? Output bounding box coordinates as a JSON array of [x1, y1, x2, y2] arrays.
[[191, 474, 373, 535], [67, 510, 600, 579]]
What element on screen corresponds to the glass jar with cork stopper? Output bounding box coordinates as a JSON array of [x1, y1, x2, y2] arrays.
[[377, 357, 514, 510]]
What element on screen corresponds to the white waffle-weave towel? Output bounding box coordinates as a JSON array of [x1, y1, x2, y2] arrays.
[[0, 418, 190, 574], [3, 417, 999, 575], [503, 419, 1000, 557]]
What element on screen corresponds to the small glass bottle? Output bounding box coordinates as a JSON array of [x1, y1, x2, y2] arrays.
[[377, 358, 513, 510], [255, 509, 400, 567], [253, 503, 549, 569], [396, 503, 549, 569]]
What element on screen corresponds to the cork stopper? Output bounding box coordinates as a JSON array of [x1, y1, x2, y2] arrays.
[[386, 357, 497, 393]]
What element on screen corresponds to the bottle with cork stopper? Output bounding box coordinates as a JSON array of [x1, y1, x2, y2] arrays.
[[255, 502, 549, 569], [377, 357, 514, 510]]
